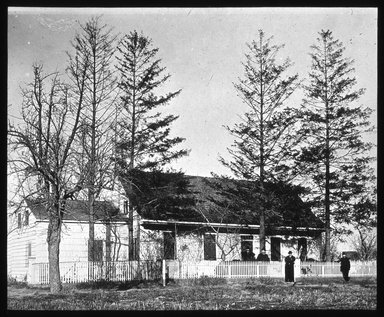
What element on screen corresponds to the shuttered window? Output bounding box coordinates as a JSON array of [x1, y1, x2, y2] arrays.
[[204, 233, 216, 260]]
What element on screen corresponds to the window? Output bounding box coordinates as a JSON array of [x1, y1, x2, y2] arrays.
[[17, 213, 22, 229], [298, 238, 307, 261], [241, 235, 254, 260], [27, 243, 32, 257], [89, 240, 104, 262], [204, 233, 216, 260], [25, 243, 32, 267], [164, 231, 175, 260], [271, 237, 281, 261], [24, 211, 29, 226], [123, 200, 129, 214]]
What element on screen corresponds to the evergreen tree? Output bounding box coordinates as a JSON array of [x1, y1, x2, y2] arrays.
[[296, 30, 376, 261], [115, 30, 188, 258], [220, 30, 300, 250]]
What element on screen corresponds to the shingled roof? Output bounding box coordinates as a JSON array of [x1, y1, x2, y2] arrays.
[[25, 199, 123, 222], [120, 172, 324, 232]]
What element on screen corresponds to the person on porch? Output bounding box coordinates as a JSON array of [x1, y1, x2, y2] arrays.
[[256, 248, 270, 262], [242, 247, 255, 261]]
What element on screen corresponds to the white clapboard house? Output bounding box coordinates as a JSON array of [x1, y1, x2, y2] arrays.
[[7, 173, 325, 282]]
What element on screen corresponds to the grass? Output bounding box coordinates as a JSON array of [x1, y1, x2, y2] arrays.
[[7, 276, 376, 310]]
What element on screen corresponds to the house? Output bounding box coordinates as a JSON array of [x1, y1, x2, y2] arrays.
[[7, 173, 325, 282], [119, 173, 325, 263], [7, 199, 129, 281]]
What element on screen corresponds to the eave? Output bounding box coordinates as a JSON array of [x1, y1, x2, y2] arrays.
[[140, 218, 324, 236]]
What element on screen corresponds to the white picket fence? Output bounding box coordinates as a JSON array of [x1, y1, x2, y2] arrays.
[[29, 259, 376, 284], [165, 260, 376, 280], [299, 260, 376, 278], [166, 260, 284, 279], [30, 260, 162, 284]]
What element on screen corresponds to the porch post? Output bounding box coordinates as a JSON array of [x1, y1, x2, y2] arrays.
[[162, 259, 166, 286]]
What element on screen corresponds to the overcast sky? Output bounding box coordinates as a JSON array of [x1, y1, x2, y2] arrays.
[[7, 7, 377, 177]]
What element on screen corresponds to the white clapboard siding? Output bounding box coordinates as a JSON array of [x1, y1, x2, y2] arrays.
[[8, 217, 130, 281], [7, 222, 37, 281]]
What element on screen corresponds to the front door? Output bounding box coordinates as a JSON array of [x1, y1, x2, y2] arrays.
[[270, 237, 281, 261]]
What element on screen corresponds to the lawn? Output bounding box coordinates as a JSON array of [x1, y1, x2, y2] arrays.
[[7, 276, 376, 310]]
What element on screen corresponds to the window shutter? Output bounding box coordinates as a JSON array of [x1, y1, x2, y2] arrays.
[[204, 234, 216, 260]]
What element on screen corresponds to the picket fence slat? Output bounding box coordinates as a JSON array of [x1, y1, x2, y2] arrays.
[[30, 260, 376, 284]]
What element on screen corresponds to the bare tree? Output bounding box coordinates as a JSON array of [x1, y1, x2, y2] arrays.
[[67, 16, 118, 261], [8, 64, 85, 292], [350, 227, 377, 260], [195, 205, 241, 261]]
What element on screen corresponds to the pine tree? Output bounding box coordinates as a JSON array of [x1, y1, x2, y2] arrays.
[[296, 30, 376, 261], [220, 30, 300, 250], [115, 30, 188, 259]]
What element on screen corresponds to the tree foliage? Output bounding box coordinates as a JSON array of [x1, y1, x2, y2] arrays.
[[114, 30, 188, 259], [220, 30, 301, 250], [296, 30, 376, 260], [115, 30, 187, 172]]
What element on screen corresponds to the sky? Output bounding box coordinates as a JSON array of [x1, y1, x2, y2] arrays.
[[7, 7, 377, 178]]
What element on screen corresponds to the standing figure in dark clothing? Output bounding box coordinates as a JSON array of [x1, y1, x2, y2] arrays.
[[285, 251, 295, 282], [256, 248, 270, 276], [256, 249, 270, 262], [242, 247, 255, 261], [339, 252, 351, 282]]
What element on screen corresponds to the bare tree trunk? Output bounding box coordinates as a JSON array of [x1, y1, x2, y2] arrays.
[[128, 197, 134, 260], [47, 214, 62, 293], [88, 194, 95, 261]]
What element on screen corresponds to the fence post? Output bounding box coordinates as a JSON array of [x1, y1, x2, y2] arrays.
[[321, 264, 325, 277], [162, 259, 166, 286], [178, 260, 181, 279]]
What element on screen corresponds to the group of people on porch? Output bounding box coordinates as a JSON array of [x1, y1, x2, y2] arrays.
[[241, 247, 270, 262], [241, 247, 296, 282]]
